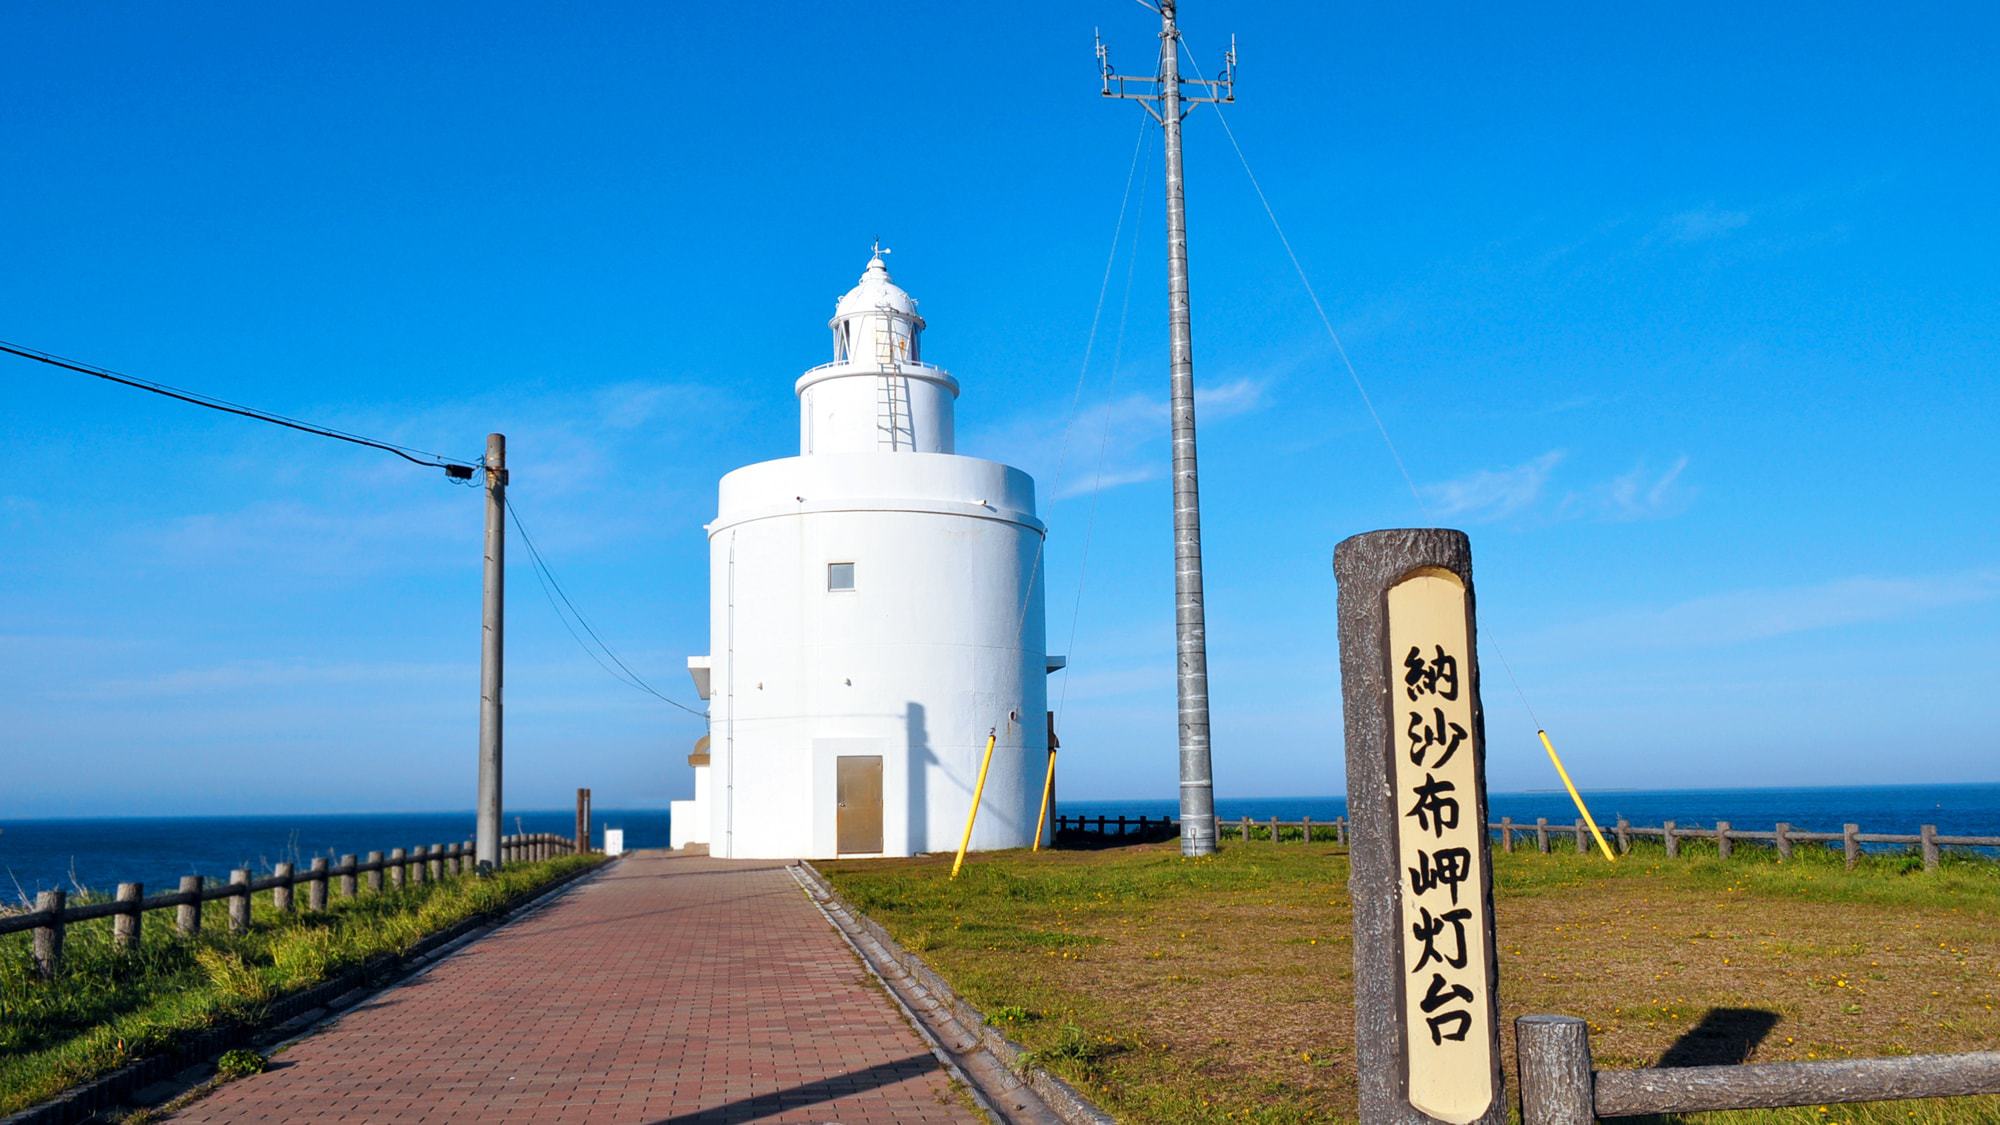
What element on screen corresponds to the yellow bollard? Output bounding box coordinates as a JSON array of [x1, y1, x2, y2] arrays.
[[1539, 729, 1617, 862], [951, 730, 999, 879], [1032, 747, 1057, 852]]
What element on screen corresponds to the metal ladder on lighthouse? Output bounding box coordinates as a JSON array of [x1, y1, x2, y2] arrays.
[[874, 313, 914, 451]]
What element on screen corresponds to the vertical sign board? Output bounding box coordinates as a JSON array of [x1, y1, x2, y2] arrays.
[[1336, 529, 1505, 1125]]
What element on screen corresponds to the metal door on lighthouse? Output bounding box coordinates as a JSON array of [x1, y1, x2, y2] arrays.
[[836, 755, 883, 854]]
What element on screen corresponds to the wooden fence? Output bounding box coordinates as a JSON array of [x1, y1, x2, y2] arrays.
[[0, 832, 578, 980], [1054, 814, 1350, 843], [1518, 1013, 2000, 1121], [1055, 814, 2000, 871], [1490, 816, 2000, 872]]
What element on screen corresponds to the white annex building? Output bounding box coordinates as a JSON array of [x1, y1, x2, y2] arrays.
[[671, 250, 1061, 859]]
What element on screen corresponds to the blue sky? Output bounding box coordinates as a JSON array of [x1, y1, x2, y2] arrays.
[[3, 3, 1995, 817]]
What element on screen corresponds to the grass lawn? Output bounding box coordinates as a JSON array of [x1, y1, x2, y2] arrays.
[[821, 839, 2000, 1124], [0, 854, 603, 1116]]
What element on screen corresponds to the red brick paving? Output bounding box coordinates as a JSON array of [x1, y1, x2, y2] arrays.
[[171, 852, 978, 1123]]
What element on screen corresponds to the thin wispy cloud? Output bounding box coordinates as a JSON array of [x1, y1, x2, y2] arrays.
[[139, 496, 475, 577], [1529, 570, 2000, 652], [1420, 451, 1564, 522], [975, 376, 1273, 503], [57, 658, 463, 701], [1659, 205, 1751, 243], [1418, 452, 1692, 525], [1561, 456, 1692, 522]]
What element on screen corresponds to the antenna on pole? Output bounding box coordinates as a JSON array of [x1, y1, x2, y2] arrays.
[[1098, 0, 1235, 857]]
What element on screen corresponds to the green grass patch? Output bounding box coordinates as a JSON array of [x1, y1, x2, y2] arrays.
[[823, 841, 2000, 1124], [0, 854, 602, 1116]]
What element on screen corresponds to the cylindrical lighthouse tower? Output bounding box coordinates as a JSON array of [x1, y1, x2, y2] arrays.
[[684, 251, 1056, 859]]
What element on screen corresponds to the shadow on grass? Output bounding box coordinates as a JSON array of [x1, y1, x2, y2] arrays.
[[1656, 1007, 1781, 1068]]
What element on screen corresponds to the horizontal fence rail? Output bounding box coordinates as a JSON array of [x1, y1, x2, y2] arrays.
[[0, 833, 582, 980], [1488, 816, 2000, 871], [1518, 1014, 2000, 1121], [1054, 814, 1349, 844], [1052, 815, 1997, 871]]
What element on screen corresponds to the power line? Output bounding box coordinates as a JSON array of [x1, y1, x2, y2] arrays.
[[1009, 113, 1152, 651], [0, 339, 480, 475], [1060, 125, 1154, 720], [503, 496, 706, 719], [1177, 43, 1423, 510], [1179, 42, 1555, 736]]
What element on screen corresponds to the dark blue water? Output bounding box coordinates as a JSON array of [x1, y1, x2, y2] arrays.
[[0, 809, 668, 900], [6, 785, 1996, 898], [1062, 783, 2000, 848]]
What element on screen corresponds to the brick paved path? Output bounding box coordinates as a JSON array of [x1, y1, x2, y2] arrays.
[[172, 852, 978, 1123]]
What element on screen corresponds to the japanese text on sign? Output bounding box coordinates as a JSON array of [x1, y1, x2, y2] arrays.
[[1387, 567, 1494, 1122]]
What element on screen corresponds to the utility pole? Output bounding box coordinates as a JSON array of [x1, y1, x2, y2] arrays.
[[476, 433, 507, 871], [1098, 3, 1235, 856]]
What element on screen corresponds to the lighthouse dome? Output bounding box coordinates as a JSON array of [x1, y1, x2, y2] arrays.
[[833, 251, 921, 323]]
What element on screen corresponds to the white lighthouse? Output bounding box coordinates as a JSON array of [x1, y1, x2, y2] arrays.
[[673, 250, 1059, 859]]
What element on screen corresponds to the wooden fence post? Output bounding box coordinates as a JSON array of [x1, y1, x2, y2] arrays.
[[228, 869, 252, 934], [1095, 816, 1107, 835], [1501, 817, 1515, 853], [1716, 821, 1732, 860], [1616, 817, 1630, 855], [1775, 823, 1792, 861], [1270, 815, 1279, 843], [177, 875, 203, 936], [412, 846, 429, 887], [1241, 815, 1251, 842], [391, 847, 408, 888], [339, 854, 358, 897], [1302, 815, 1313, 843], [1921, 825, 1939, 871], [114, 882, 143, 952], [1573, 819, 1586, 853], [1336, 816, 1346, 845], [463, 840, 475, 872], [33, 890, 65, 979], [1536, 818, 1550, 854], [430, 843, 445, 880], [1843, 823, 1860, 870], [308, 858, 328, 912], [1334, 528, 1506, 1125], [1515, 1015, 1596, 1125], [366, 850, 384, 893], [1116, 815, 1128, 836], [273, 862, 295, 913], [1663, 820, 1678, 859]]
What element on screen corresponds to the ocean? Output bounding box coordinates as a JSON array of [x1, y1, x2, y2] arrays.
[[1062, 783, 2000, 847], [4, 783, 1995, 900], [0, 808, 668, 902]]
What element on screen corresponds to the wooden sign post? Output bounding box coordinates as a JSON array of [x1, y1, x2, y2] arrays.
[[1336, 529, 1505, 1125]]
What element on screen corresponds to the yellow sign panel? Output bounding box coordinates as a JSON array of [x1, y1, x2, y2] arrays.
[[1386, 566, 1494, 1123]]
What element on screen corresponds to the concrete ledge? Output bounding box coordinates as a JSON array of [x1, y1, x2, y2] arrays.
[[793, 861, 1112, 1125], [3, 856, 614, 1125]]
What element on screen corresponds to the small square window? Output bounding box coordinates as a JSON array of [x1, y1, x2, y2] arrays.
[[827, 562, 855, 592]]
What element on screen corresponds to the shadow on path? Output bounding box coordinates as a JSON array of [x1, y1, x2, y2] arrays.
[[1657, 1007, 1781, 1068], [650, 1053, 941, 1124]]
